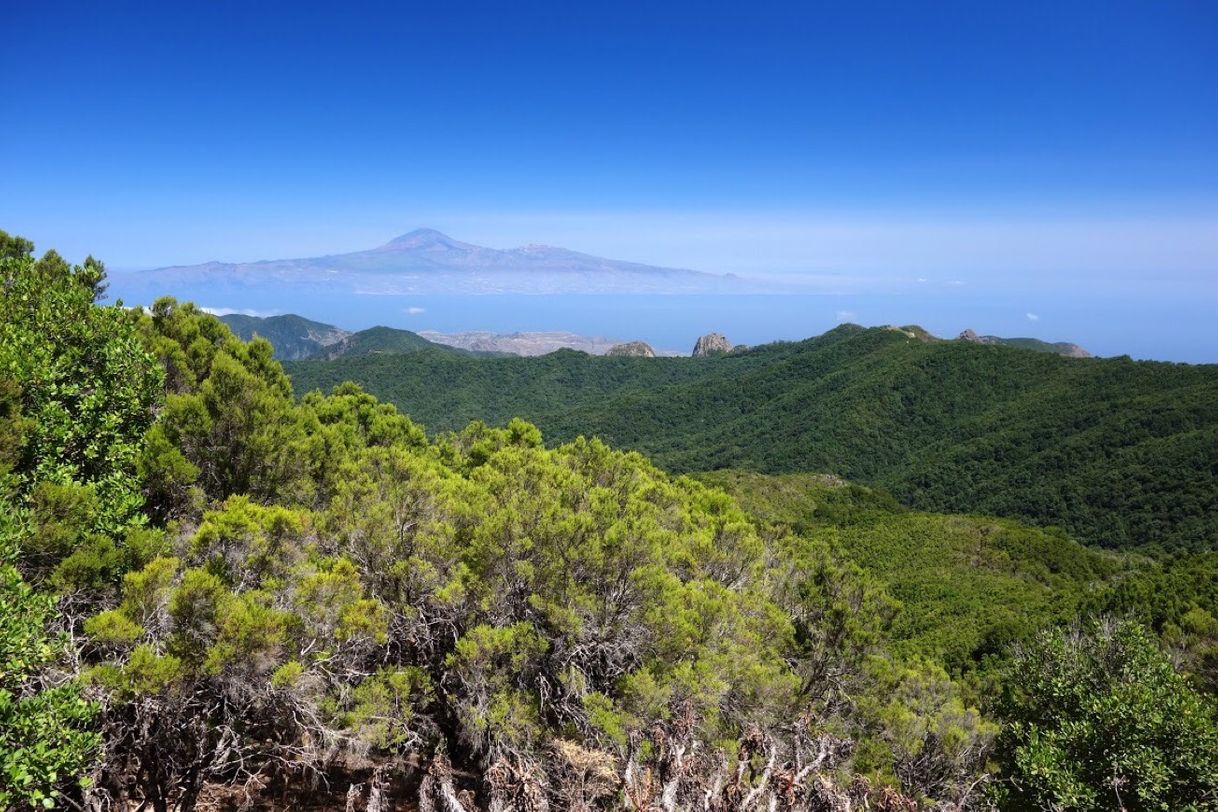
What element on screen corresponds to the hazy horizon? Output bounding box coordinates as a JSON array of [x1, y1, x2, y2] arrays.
[[5, 0, 1217, 360]]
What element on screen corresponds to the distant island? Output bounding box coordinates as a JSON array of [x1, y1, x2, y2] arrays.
[[112, 228, 776, 296]]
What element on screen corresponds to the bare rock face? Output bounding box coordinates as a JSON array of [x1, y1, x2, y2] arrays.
[[605, 341, 657, 357], [958, 328, 982, 342], [1059, 343, 1093, 359], [691, 332, 732, 357]]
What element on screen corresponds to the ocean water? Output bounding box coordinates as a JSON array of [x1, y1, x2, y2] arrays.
[[105, 280, 1218, 363]]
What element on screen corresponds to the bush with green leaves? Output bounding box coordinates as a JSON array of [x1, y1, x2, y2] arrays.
[[0, 230, 162, 540], [997, 619, 1218, 810], [0, 542, 100, 809], [0, 230, 162, 807]]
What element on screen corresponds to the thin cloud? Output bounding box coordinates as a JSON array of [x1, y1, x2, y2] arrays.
[[836, 310, 858, 323], [405, 306, 426, 315], [1026, 312, 1039, 321], [200, 306, 279, 317]]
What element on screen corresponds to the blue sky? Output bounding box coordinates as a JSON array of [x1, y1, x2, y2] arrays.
[[3, 0, 1217, 354]]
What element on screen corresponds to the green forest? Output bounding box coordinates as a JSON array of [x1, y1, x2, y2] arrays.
[[286, 324, 1218, 553], [4, 231, 1218, 810]]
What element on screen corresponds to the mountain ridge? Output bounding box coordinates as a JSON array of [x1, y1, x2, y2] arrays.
[[219, 313, 678, 358], [223, 312, 1094, 361], [958, 327, 1091, 358], [284, 323, 1218, 552]]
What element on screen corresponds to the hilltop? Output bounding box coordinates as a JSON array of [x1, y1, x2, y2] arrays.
[[420, 329, 658, 356]]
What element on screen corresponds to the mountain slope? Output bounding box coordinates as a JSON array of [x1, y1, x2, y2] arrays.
[[285, 324, 1218, 551], [114, 228, 762, 295]]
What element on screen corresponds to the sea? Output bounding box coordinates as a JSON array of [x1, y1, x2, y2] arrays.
[[104, 278, 1218, 363]]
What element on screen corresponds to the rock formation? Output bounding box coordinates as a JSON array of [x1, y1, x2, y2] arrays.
[[691, 332, 732, 357], [606, 341, 657, 357]]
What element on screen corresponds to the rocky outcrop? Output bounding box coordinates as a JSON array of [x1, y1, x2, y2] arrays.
[[606, 341, 657, 357], [958, 328, 983, 343], [1056, 343, 1093, 359], [691, 332, 732, 357]]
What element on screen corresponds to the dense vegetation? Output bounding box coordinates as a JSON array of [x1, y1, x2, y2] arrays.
[[3, 231, 1217, 810], [694, 471, 1125, 674], [286, 325, 1218, 552]]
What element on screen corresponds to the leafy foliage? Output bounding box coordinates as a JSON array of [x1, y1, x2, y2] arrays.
[[57, 298, 961, 807], [997, 620, 1218, 810], [1088, 551, 1218, 693], [0, 231, 151, 806], [0, 232, 162, 536], [0, 539, 100, 809]]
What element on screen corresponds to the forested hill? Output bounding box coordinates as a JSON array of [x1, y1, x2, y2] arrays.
[[286, 324, 1218, 552]]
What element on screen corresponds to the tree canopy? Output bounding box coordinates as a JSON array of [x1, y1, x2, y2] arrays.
[[286, 324, 1218, 552]]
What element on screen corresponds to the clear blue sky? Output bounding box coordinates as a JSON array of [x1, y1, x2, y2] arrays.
[[3, 1, 1217, 312]]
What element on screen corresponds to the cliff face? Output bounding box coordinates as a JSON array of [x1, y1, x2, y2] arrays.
[[692, 332, 732, 357]]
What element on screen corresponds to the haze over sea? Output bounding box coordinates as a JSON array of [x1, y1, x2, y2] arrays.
[[102, 285, 1213, 364], [9, 1, 1218, 362]]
